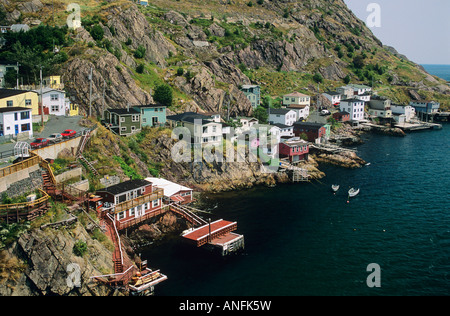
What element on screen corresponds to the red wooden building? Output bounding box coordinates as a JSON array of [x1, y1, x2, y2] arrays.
[[278, 139, 309, 163], [293, 122, 326, 143], [96, 179, 164, 230], [332, 111, 350, 122]]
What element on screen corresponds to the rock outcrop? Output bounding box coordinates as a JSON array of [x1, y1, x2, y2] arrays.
[[0, 220, 116, 296]]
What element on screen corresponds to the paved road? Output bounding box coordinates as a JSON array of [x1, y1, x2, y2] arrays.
[[0, 115, 84, 161]]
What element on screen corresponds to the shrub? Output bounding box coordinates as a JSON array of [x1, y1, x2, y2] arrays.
[[134, 45, 146, 59], [73, 240, 87, 257], [90, 24, 104, 41], [313, 73, 323, 84], [136, 63, 145, 74], [153, 83, 173, 107]]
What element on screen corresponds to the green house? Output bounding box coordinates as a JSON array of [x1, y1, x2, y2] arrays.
[[133, 104, 166, 127], [104, 108, 141, 136]]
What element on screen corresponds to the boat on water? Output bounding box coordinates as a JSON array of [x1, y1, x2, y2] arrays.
[[331, 184, 340, 192], [348, 188, 360, 197]]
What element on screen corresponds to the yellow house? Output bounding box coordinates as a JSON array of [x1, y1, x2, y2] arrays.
[[0, 88, 39, 116], [68, 102, 80, 116], [42, 75, 63, 89]]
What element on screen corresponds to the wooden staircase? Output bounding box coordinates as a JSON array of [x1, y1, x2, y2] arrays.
[[78, 155, 99, 176]]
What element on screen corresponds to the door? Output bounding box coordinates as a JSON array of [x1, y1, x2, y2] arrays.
[[14, 125, 19, 135], [152, 116, 158, 126]]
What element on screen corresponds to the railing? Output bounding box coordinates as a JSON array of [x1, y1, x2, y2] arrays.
[[0, 154, 40, 178], [0, 189, 50, 221], [39, 156, 57, 186], [113, 188, 164, 215]]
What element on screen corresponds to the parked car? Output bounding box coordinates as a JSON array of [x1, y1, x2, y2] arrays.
[[320, 109, 331, 116], [30, 138, 49, 149], [47, 133, 63, 143], [61, 129, 77, 138]]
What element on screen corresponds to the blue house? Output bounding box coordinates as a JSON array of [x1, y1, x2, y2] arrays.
[[241, 85, 261, 109], [133, 104, 167, 127]]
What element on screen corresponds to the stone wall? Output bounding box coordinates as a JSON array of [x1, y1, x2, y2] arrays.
[[2, 169, 43, 198]]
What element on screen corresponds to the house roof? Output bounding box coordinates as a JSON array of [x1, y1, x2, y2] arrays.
[[0, 106, 32, 114], [272, 123, 293, 129], [341, 97, 365, 103], [281, 138, 309, 147], [0, 88, 37, 99], [106, 108, 140, 115], [132, 103, 166, 109], [284, 92, 310, 98], [145, 177, 192, 197], [287, 104, 308, 109], [98, 179, 151, 196], [323, 91, 341, 96], [268, 108, 294, 115], [293, 122, 324, 130], [167, 112, 219, 125]]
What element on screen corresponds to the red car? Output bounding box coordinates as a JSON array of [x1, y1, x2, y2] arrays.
[[61, 129, 77, 138], [30, 138, 49, 149]]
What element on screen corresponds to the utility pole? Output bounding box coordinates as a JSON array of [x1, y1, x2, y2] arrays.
[[16, 62, 20, 89], [102, 78, 106, 120], [40, 67, 44, 126], [88, 67, 93, 117]]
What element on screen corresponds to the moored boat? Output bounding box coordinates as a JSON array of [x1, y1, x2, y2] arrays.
[[331, 184, 340, 192], [348, 188, 360, 197]]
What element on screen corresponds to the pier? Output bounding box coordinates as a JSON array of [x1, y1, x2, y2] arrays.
[[181, 219, 245, 255], [394, 121, 442, 131]]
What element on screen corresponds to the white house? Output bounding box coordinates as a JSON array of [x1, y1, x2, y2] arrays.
[[391, 104, 415, 123], [340, 98, 365, 123], [348, 84, 372, 95], [282, 92, 311, 107], [286, 103, 310, 120], [368, 96, 392, 119], [268, 108, 297, 126], [35, 87, 67, 116], [322, 91, 342, 106], [356, 92, 371, 103], [167, 112, 222, 145], [0, 107, 33, 138], [272, 123, 294, 138]]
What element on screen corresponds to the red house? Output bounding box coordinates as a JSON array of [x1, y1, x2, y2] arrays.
[[293, 122, 326, 143], [96, 179, 164, 230], [332, 111, 350, 122], [279, 139, 309, 163]]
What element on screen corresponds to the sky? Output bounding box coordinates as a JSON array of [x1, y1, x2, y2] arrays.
[[343, 0, 450, 65]]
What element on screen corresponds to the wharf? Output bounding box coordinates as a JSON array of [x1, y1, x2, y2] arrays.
[[395, 121, 442, 131], [181, 219, 244, 255]]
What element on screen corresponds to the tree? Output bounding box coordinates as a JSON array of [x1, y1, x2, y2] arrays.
[[134, 45, 146, 59], [352, 54, 365, 69], [343, 75, 351, 84], [313, 73, 323, 84], [253, 106, 268, 123], [90, 24, 104, 41], [153, 84, 173, 107]]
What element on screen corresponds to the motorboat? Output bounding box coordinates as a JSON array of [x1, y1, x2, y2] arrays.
[[348, 188, 360, 197]]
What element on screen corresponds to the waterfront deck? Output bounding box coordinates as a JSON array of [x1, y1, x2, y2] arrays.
[[182, 219, 238, 247]]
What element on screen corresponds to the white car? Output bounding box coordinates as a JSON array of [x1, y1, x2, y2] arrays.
[[47, 133, 63, 143], [320, 109, 331, 116]]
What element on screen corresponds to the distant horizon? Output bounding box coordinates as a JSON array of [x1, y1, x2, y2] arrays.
[[343, 0, 450, 65]]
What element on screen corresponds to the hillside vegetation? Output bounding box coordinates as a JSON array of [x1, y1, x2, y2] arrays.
[[0, 0, 448, 115]]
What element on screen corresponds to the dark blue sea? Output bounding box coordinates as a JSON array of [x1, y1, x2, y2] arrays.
[[422, 64, 450, 81], [142, 124, 450, 296]]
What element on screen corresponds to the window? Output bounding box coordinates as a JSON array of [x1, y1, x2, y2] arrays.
[[152, 199, 159, 208], [21, 111, 30, 120], [51, 105, 59, 112], [117, 212, 125, 220], [142, 118, 147, 123], [21, 123, 30, 132], [131, 126, 136, 132], [6, 100, 13, 107], [212, 126, 216, 133], [14, 113, 18, 121], [132, 115, 140, 122], [25, 99, 32, 106], [121, 127, 126, 132], [50, 94, 59, 101], [129, 208, 135, 217], [120, 117, 125, 123]]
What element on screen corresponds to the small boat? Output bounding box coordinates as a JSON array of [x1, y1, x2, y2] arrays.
[[348, 188, 360, 197], [331, 184, 340, 192]]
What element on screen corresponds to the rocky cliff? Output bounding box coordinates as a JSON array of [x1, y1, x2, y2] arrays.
[[2, 0, 448, 116], [0, 219, 116, 296]]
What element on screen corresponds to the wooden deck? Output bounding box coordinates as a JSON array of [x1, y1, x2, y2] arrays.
[[182, 219, 237, 247]]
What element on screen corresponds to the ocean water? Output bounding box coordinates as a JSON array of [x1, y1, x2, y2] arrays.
[[422, 64, 450, 81], [142, 125, 450, 296]]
